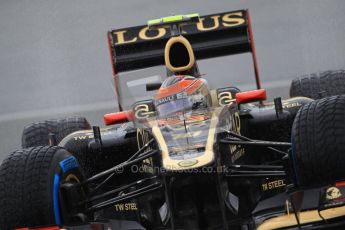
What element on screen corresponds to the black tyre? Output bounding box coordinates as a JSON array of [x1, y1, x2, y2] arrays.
[[0, 146, 87, 230], [291, 95, 345, 188], [22, 117, 91, 148], [290, 70, 345, 99]]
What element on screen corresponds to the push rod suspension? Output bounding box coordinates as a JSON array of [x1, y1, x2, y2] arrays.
[[84, 146, 157, 185]]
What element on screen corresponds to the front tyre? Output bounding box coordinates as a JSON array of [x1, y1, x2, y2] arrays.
[[291, 95, 345, 188], [0, 146, 87, 230]]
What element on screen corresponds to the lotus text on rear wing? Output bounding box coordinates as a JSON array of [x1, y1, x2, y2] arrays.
[[112, 11, 246, 45]]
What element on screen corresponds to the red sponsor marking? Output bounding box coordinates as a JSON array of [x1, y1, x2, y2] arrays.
[[336, 181, 345, 187], [156, 79, 202, 100]]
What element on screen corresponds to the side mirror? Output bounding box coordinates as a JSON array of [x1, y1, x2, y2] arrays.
[[236, 89, 266, 105], [104, 111, 133, 126], [146, 82, 162, 91], [104, 100, 156, 126]]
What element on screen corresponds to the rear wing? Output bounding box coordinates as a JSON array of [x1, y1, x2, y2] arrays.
[[107, 9, 260, 110]]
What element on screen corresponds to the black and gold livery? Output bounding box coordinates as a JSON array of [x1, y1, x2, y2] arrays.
[[1, 9, 345, 230]]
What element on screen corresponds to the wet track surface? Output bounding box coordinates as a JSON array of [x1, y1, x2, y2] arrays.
[[0, 0, 345, 225]]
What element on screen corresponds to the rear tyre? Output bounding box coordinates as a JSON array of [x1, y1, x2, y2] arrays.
[[22, 117, 91, 147], [290, 70, 345, 99], [0, 146, 86, 230], [291, 95, 345, 188]]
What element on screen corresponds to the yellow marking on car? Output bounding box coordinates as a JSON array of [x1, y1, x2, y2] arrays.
[[261, 179, 286, 191], [257, 206, 345, 230], [114, 203, 138, 211], [151, 107, 222, 171]]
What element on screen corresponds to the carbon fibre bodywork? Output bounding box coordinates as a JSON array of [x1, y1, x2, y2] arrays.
[[56, 97, 311, 229]]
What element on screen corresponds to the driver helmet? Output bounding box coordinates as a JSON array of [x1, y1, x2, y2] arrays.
[[155, 75, 211, 117]]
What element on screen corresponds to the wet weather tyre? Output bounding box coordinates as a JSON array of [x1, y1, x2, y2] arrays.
[[0, 146, 85, 230], [291, 95, 345, 188], [22, 117, 91, 148], [290, 70, 345, 99]]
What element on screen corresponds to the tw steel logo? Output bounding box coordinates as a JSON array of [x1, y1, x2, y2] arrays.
[[111, 11, 246, 45]]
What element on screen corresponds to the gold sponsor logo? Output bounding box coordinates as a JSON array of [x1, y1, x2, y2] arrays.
[[262, 179, 286, 191], [73, 131, 112, 141], [114, 203, 138, 211], [326, 187, 342, 200], [178, 159, 198, 167], [218, 91, 234, 106], [283, 101, 301, 109], [112, 11, 246, 45], [224, 110, 244, 162], [134, 104, 155, 119]]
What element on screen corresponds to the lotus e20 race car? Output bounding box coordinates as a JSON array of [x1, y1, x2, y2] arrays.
[[1, 9, 345, 230]]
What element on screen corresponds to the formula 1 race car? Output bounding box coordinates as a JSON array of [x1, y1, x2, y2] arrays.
[[1, 10, 345, 230]]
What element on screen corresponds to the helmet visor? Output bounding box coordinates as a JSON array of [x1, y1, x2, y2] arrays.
[[157, 97, 193, 118]]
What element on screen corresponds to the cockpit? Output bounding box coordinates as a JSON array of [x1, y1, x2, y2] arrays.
[[154, 75, 211, 119]]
